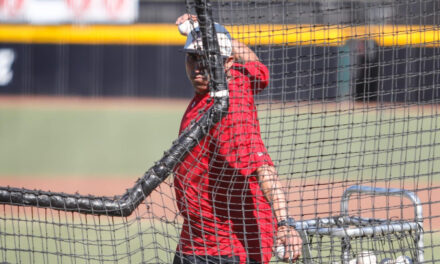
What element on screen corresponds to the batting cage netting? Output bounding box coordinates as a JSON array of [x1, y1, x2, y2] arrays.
[[1, 0, 440, 263]]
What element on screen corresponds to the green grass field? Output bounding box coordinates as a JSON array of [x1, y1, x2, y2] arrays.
[[1, 101, 439, 184], [0, 99, 439, 263], [259, 104, 440, 185], [0, 102, 184, 177]]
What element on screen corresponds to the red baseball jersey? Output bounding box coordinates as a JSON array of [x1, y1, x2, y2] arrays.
[[174, 61, 275, 264]]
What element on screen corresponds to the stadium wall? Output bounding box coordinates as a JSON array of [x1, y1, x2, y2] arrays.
[[0, 24, 439, 101], [0, 43, 193, 98]]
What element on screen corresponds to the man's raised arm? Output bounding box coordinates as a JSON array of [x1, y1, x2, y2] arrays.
[[231, 39, 260, 62]]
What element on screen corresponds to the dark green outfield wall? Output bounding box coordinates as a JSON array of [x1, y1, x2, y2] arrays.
[[0, 42, 439, 102], [0, 43, 193, 98]]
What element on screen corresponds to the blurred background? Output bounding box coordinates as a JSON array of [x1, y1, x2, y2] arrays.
[[0, 1, 439, 262], [0, 0, 439, 177]]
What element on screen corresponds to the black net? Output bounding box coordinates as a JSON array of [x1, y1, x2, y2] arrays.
[[1, 0, 440, 264]]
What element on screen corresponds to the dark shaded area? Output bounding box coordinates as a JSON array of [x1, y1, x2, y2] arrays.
[[1, 42, 439, 102], [0, 43, 193, 98]]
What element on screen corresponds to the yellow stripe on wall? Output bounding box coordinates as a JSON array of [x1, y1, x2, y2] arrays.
[[229, 24, 346, 46], [0, 24, 439, 46], [0, 24, 186, 45]]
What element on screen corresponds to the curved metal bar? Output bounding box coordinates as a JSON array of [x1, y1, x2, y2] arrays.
[[340, 185, 424, 263], [0, 0, 229, 218], [341, 185, 423, 222]]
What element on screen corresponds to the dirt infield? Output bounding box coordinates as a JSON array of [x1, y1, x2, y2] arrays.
[[0, 176, 438, 230], [2, 95, 439, 115], [0, 95, 189, 111]]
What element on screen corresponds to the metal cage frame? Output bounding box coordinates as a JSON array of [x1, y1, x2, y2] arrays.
[[295, 185, 424, 264]]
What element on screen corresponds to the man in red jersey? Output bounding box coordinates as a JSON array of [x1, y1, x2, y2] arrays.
[[173, 14, 302, 264]]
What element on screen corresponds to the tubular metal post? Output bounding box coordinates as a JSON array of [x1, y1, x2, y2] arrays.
[[297, 229, 314, 264]]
